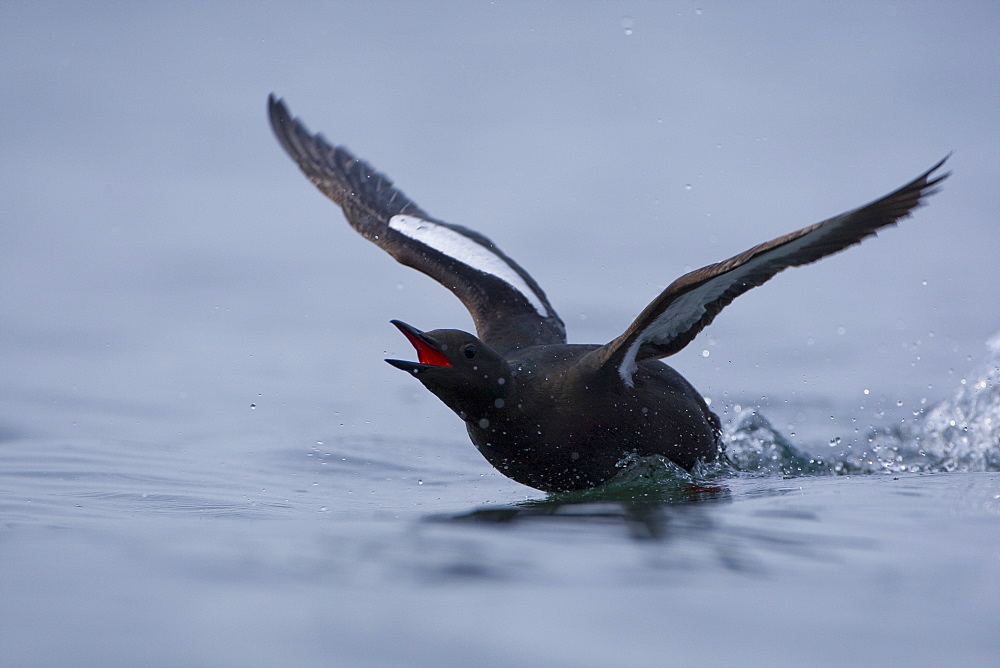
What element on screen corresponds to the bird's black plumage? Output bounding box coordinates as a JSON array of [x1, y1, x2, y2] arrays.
[[268, 94, 948, 492]]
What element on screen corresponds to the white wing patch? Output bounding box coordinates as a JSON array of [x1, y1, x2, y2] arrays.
[[389, 214, 549, 316], [617, 219, 844, 385]]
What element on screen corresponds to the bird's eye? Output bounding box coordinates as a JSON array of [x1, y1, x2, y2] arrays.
[[462, 344, 477, 359]]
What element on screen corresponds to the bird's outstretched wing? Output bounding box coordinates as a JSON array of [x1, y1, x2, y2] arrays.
[[595, 157, 950, 385], [268, 95, 566, 353]]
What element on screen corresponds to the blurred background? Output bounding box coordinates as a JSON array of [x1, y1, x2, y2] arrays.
[[2, 0, 998, 452]]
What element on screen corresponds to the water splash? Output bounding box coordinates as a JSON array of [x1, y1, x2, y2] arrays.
[[723, 412, 828, 476], [849, 332, 1000, 473], [721, 333, 1000, 476]]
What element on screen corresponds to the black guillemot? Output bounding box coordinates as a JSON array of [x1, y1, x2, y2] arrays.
[[268, 94, 948, 492]]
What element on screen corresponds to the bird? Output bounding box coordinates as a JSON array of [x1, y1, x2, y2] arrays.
[[267, 94, 949, 492]]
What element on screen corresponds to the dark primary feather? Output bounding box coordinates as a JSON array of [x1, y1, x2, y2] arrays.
[[598, 156, 950, 375], [268, 94, 428, 226]]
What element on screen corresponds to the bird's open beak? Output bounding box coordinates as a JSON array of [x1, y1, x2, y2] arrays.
[[385, 320, 453, 373]]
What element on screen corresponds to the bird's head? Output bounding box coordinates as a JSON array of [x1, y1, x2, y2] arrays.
[[385, 320, 512, 420]]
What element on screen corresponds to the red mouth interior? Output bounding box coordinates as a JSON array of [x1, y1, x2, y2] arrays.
[[400, 329, 452, 367]]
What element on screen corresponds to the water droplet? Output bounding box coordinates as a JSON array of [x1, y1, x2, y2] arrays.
[[621, 17, 634, 35], [478, 418, 490, 429], [249, 403, 256, 409], [694, 7, 703, 15], [701, 349, 710, 357], [684, 183, 693, 191]]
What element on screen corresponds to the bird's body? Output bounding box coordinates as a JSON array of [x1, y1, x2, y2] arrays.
[[453, 340, 718, 491], [268, 95, 948, 492]]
